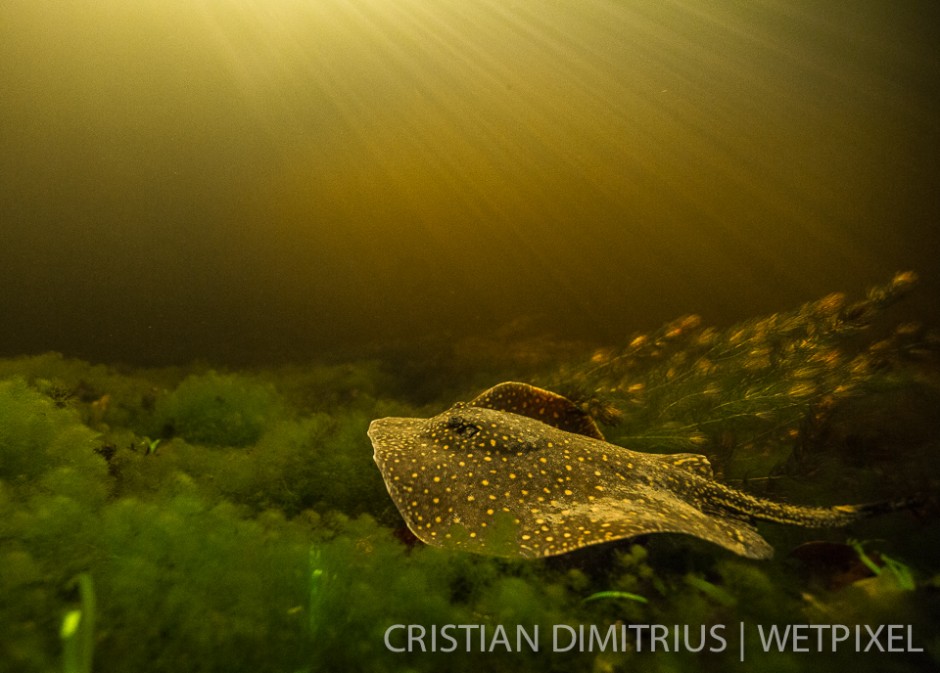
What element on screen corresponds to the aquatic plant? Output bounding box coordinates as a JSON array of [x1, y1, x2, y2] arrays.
[[849, 540, 916, 591], [0, 352, 181, 432], [60, 573, 95, 673], [150, 371, 287, 446], [555, 272, 934, 479], [0, 377, 108, 502], [93, 490, 314, 673], [581, 590, 648, 604], [683, 574, 737, 608]]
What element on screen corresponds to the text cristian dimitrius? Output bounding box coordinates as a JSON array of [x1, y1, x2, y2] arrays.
[[385, 624, 727, 654], [383, 623, 924, 655]]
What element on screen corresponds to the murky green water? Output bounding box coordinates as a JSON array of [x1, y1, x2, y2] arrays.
[[1, 2, 938, 671]]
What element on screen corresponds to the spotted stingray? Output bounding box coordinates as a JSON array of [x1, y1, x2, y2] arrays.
[[369, 382, 907, 559]]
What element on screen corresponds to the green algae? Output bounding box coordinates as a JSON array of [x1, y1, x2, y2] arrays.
[[150, 371, 287, 447], [0, 378, 106, 490], [0, 276, 938, 673]]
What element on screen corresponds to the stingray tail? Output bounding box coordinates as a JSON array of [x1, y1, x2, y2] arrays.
[[707, 483, 921, 528], [825, 496, 924, 524]]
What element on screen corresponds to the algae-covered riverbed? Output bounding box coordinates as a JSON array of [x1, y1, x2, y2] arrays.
[[2, 277, 939, 673]]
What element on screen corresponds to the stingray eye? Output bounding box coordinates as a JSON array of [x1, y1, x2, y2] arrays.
[[445, 415, 480, 437]]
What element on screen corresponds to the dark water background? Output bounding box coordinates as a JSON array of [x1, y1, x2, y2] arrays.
[[2, 0, 939, 365]]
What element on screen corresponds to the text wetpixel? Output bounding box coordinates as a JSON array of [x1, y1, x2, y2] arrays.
[[756, 624, 924, 653]]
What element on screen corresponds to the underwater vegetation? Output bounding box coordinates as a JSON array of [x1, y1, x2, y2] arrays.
[[148, 371, 286, 447], [551, 272, 938, 484], [1, 274, 939, 673]]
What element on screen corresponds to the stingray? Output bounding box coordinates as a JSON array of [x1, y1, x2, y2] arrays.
[[369, 382, 910, 559]]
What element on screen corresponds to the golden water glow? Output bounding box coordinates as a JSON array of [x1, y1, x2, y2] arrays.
[[1, 0, 937, 361]]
